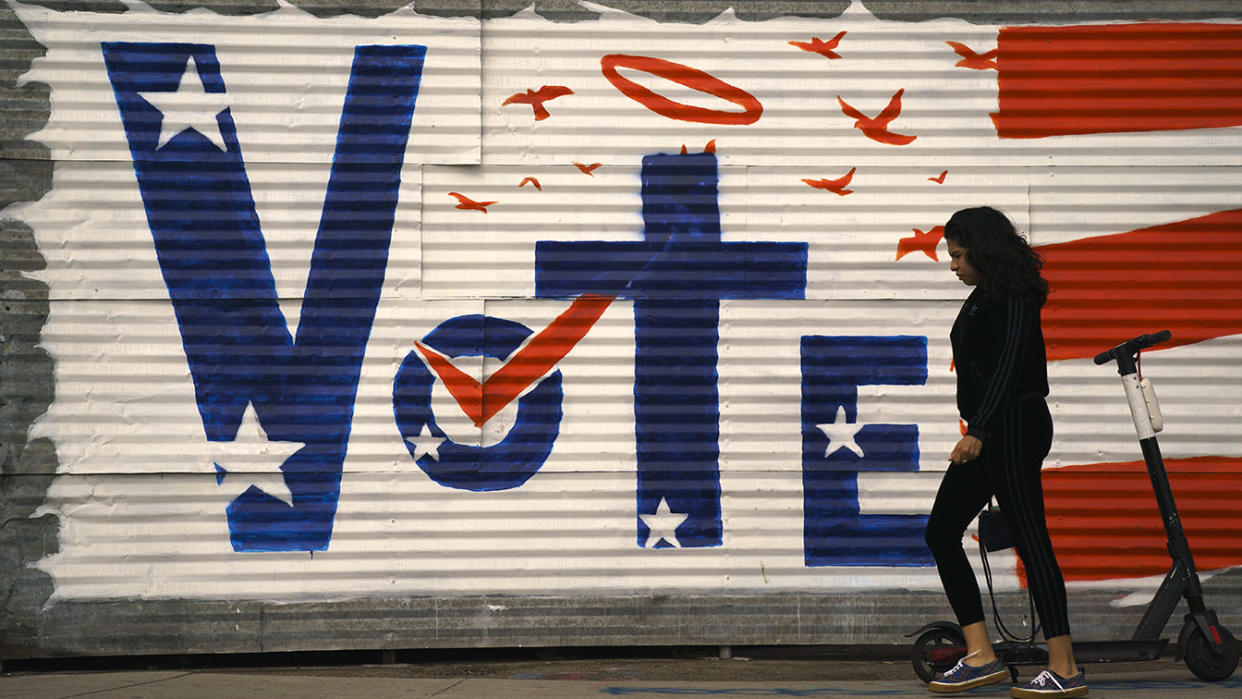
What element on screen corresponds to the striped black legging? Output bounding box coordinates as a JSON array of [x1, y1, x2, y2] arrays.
[[924, 398, 1071, 639]]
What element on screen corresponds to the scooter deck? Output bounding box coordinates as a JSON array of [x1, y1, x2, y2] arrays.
[[996, 639, 1167, 666]]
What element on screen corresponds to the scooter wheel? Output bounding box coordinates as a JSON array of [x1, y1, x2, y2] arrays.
[[1180, 621, 1239, 681], [911, 625, 966, 683]]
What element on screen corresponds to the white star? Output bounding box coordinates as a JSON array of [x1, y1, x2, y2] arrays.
[[816, 405, 866, 458], [639, 497, 690, 549], [405, 423, 444, 462], [138, 55, 231, 151], [211, 402, 303, 506]]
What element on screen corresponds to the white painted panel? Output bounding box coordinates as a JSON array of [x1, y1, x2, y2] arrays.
[[482, 3, 1242, 167], [14, 1, 480, 164]]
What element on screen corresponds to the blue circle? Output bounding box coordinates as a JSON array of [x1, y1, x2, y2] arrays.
[[392, 314, 563, 491]]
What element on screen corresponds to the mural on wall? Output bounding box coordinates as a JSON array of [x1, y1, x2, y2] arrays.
[[536, 149, 808, 550], [103, 41, 427, 552], [9, 0, 1242, 600]]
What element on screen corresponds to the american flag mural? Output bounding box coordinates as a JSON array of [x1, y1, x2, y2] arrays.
[[2, 0, 1240, 654]]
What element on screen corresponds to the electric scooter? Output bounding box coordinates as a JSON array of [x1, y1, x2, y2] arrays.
[[910, 330, 1239, 684]]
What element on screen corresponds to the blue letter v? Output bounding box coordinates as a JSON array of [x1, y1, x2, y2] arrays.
[[103, 43, 425, 551]]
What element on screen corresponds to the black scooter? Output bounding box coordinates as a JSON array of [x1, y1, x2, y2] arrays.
[[910, 330, 1239, 683]]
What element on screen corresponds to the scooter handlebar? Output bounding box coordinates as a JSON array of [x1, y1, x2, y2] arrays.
[[1093, 330, 1173, 365]]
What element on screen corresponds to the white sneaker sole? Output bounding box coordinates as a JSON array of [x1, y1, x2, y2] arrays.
[[1010, 683, 1088, 698], [928, 668, 1008, 693]]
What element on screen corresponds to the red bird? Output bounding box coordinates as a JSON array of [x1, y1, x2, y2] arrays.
[[502, 85, 574, 121], [448, 192, 497, 214], [789, 31, 847, 59], [896, 225, 944, 261], [836, 88, 917, 146], [519, 177, 542, 190], [946, 41, 998, 70], [802, 167, 856, 196], [928, 170, 948, 184], [574, 162, 601, 176]]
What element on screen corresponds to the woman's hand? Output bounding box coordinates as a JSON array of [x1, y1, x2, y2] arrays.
[[949, 435, 983, 464]]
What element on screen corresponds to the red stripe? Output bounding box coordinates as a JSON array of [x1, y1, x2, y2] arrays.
[[1035, 457, 1242, 582], [993, 23, 1242, 139], [1038, 208, 1242, 361]]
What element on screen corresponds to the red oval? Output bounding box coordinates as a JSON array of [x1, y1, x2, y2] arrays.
[[600, 54, 763, 126]]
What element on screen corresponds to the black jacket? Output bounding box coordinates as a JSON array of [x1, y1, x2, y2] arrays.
[[950, 287, 1049, 442]]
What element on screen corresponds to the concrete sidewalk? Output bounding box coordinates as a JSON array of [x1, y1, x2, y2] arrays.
[[3, 657, 1241, 698]]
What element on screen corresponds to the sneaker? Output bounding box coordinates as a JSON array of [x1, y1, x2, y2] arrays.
[[928, 651, 1008, 693], [1010, 667, 1088, 698]]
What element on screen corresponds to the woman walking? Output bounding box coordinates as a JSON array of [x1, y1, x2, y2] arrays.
[[924, 207, 1087, 698]]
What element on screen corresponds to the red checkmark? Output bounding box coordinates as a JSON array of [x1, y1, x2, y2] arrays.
[[415, 294, 615, 428]]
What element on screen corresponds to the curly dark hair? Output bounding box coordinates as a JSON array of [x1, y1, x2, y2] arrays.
[[944, 206, 1049, 307]]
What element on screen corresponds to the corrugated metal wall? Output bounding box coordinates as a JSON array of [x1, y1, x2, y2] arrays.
[[2, 0, 1241, 658]]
